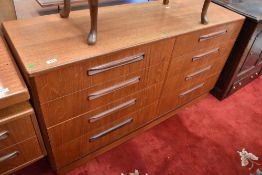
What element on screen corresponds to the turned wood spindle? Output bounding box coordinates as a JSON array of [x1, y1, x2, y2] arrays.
[[60, 0, 71, 18], [87, 0, 98, 45], [60, 0, 98, 45], [163, 0, 169, 5], [60, 0, 211, 45], [201, 0, 211, 24]]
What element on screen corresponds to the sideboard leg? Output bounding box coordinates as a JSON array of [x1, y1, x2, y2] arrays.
[[60, 0, 71, 18], [201, 0, 211, 24], [163, 0, 169, 5], [87, 0, 98, 45]]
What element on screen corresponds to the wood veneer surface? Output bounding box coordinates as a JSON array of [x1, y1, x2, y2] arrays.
[[3, 0, 244, 77], [0, 37, 29, 110]]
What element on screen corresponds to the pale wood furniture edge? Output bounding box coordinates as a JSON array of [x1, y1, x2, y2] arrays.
[[30, 110, 47, 156], [0, 37, 30, 109], [1, 29, 32, 88], [29, 78, 59, 169]]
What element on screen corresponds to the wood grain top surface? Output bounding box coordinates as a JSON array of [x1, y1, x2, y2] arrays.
[[0, 37, 29, 110], [2, 0, 244, 77]]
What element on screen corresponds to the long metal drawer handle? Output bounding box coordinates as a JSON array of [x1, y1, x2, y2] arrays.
[[192, 48, 220, 62], [199, 30, 227, 42], [0, 151, 19, 162], [88, 76, 140, 100], [185, 65, 212, 81], [89, 99, 136, 123], [0, 130, 9, 141], [88, 53, 144, 75], [179, 83, 205, 97], [89, 118, 133, 142]]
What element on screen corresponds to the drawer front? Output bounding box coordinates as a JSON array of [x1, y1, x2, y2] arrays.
[[158, 74, 219, 115], [165, 57, 228, 92], [172, 22, 242, 57], [168, 41, 234, 78], [0, 115, 36, 150], [0, 137, 42, 174], [47, 83, 162, 147], [33, 38, 175, 104], [230, 69, 261, 94], [41, 64, 167, 127], [52, 102, 158, 168]]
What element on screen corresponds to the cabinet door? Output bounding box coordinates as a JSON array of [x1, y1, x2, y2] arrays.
[[240, 31, 262, 72]]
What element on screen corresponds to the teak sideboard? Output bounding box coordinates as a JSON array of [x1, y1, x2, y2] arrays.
[[2, 0, 244, 174]]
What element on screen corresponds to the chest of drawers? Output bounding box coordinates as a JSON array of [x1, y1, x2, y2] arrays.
[[2, 0, 244, 174], [0, 37, 46, 175]]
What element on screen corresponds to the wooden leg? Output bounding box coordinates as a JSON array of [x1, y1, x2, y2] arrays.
[[60, 0, 71, 18], [201, 0, 211, 24], [87, 0, 98, 45], [163, 0, 169, 5]]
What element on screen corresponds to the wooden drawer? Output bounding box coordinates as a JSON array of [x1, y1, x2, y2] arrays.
[[47, 83, 162, 147], [165, 57, 229, 92], [168, 41, 234, 78], [172, 22, 242, 57], [158, 74, 219, 115], [0, 137, 42, 175], [230, 69, 261, 94], [33, 38, 175, 104], [52, 102, 158, 168], [0, 114, 36, 150], [41, 64, 167, 127]]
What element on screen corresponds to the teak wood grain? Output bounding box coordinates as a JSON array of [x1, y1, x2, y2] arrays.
[[0, 113, 35, 150], [52, 101, 158, 167], [1, 0, 244, 173], [47, 83, 162, 147], [157, 38, 238, 115], [40, 64, 166, 127], [0, 137, 43, 175], [172, 21, 243, 57], [33, 38, 174, 104], [168, 40, 235, 78], [2, 0, 243, 77], [0, 37, 29, 110], [0, 102, 46, 175], [55, 93, 209, 174], [158, 73, 220, 116]]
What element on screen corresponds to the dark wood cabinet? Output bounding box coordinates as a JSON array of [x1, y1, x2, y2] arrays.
[[211, 0, 262, 99], [241, 29, 262, 72]]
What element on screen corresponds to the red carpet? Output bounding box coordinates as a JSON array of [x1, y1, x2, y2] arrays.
[[16, 76, 262, 175]]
